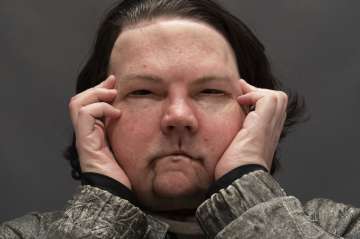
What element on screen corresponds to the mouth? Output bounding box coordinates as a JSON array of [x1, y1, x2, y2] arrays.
[[161, 154, 192, 163], [170, 150, 193, 157], [151, 150, 202, 165]]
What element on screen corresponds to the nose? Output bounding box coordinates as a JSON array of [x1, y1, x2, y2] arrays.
[[160, 98, 198, 135]]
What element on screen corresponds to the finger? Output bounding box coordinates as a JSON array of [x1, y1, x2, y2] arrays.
[[237, 79, 263, 113], [272, 110, 286, 144], [94, 75, 116, 89], [277, 111, 287, 137], [265, 91, 287, 142], [234, 78, 243, 95], [233, 80, 249, 113], [237, 91, 277, 124], [69, 88, 118, 124], [239, 79, 258, 94], [237, 90, 269, 105], [274, 91, 288, 130], [76, 102, 121, 137]]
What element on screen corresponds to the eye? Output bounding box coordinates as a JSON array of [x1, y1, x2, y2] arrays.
[[201, 89, 225, 95], [129, 89, 153, 96]]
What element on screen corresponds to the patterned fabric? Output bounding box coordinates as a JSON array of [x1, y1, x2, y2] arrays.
[[1, 170, 360, 238]]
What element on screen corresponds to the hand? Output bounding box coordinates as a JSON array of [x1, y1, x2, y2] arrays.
[[214, 79, 288, 180], [68, 75, 132, 189]]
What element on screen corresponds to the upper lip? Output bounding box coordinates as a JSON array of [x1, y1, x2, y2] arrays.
[[149, 150, 203, 167]]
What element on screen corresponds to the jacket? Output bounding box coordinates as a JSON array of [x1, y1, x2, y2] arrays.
[[1, 170, 360, 238]]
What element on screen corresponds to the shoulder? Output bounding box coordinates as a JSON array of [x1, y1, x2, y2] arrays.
[[304, 198, 360, 236], [304, 198, 360, 219], [1, 211, 62, 237]]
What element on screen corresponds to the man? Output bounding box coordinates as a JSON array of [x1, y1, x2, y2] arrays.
[[1, 0, 360, 238]]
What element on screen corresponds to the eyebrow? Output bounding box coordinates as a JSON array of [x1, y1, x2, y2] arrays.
[[191, 75, 232, 86], [120, 74, 232, 85], [120, 74, 163, 84]]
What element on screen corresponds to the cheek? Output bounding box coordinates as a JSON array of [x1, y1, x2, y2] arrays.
[[198, 100, 245, 169], [106, 102, 161, 170]]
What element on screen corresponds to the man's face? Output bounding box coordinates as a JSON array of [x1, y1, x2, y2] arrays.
[[107, 18, 246, 210]]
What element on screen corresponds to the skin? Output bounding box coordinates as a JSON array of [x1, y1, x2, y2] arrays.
[[107, 19, 245, 210], [68, 18, 288, 212]]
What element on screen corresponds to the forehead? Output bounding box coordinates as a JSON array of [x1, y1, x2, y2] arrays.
[[109, 18, 238, 79]]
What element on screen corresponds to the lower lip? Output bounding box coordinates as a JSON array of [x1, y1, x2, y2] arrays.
[[160, 155, 192, 162]]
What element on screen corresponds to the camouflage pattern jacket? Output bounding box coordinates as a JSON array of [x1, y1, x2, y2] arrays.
[[1, 170, 360, 238]]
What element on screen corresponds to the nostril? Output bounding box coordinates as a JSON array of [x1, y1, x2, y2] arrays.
[[185, 125, 192, 131], [161, 110, 198, 134], [166, 125, 193, 132]]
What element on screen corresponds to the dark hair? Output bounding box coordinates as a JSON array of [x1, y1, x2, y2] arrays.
[[64, 0, 308, 180]]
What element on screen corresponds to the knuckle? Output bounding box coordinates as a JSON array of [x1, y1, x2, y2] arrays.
[[268, 94, 278, 103], [283, 113, 288, 123], [99, 102, 109, 108], [90, 88, 110, 100], [279, 91, 288, 101], [284, 94, 288, 104], [68, 97, 78, 109], [78, 106, 89, 116], [92, 87, 107, 94], [87, 87, 96, 94]]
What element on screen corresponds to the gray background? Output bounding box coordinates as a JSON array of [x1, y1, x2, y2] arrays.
[[1, 0, 359, 222]]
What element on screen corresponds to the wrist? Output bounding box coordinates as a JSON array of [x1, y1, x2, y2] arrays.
[[215, 160, 269, 180], [106, 172, 132, 190], [208, 164, 268, 198], [81, 172, 137, 205], [80, 161, 132, 189]]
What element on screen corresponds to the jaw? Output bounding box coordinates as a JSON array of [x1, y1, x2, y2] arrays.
[[134, 165, 210, 211]]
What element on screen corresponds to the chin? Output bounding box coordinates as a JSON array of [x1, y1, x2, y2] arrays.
[[155, 172, 197, 194], [138, 172, 208, 211]]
